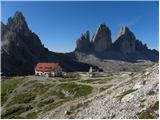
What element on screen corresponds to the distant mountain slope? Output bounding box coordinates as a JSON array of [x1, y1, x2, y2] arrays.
[[1, 11, 98, 76], [74, 23, 159, 62], [72, 23, 158, 71]]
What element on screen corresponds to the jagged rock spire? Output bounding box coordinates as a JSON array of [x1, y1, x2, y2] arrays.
[[114, 26, 136, 54], [7, 11, 29, 33], [76, 31, 92, 52], [92, 23, 112, 52], [116, 26, 135, 40]]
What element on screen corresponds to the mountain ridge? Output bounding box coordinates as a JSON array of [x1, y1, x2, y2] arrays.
[[74, 23, 158, 62], [1, 11, 159, 76], [1, 11, 99, 76]]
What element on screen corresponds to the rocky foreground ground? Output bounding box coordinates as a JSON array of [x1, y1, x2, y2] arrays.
[[43, 63, 159, 119], [72, 63, 159, 119], [1, 63, 159, 119]]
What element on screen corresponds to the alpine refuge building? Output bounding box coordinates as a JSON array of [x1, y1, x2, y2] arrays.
[[35, 63, 62, 77]]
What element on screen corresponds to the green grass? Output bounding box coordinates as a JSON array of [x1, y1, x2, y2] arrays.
[[69, 100, 90, 115], [59, 78, 79, 82], [42, 98, 70, 112], [25, 111, 38, 119], [150, 101, 159, 111], [2, 77, 94, 119], [137, 110, 154, 119], [6, 82, 53, 107], [79, 79, 109, 84], [37, 98, 55, 107], [1, 77, 25, 105], [117, 89, 137, 101], [6, 92, 35, 107], [1, 105, 32, 119], [63, 72, 80, 78], [137, 101, 159, 119], [58, 82, 93, 98], [67, 103, 83, 116], [147, 90, 156, 96], [99, 85, 112, 92], [40, 82, 93, 113]]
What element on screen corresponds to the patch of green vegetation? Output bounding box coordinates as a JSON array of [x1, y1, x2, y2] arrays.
[[42, 98, 70, 112], [117, 89, 137, 101], [43, 89, 65, 100], [137, 110, 154, 119], [140, 99, 145, 103], [58, 82, 93, 98], [68, 100, 91, 115], [68, 103, 83, 115], [1, 77, 25, 105], [137, 101, 158, 119], [37, 98, 55, 107], [6, 92, 35, 107], [80, 79, 109, 84], [147, 90, 156, 96], [1, 105, 32, 119], [59, 78, 79, 82], [25, 111, 38, 119], [150, 101, 159, 111], [22, 80, 37, 86], [99, 85, 112, 92], [6, 82, 53, 107], [31, 83, 53, 95], [63, 72, 80, 78]]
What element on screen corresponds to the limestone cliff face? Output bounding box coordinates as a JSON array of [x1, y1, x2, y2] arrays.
[[92, 23, 112, 52], [75, 23, 112, 52], [75, 31, 93, 52], [1, 11, 47, 75], [113, 26, 136, 54], [74, 24, 158, 62]]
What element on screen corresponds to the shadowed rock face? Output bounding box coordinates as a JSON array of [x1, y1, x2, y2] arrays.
[[74, 24, 158, 63], [113, 26, 136, 54], [75, 31, 93, 52], [75, 23, 112, 52], [92, 23, 112, 52], [1, 11, 47, 75]]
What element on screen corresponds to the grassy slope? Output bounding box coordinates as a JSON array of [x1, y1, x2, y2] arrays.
[[1, 76, 93, 119]]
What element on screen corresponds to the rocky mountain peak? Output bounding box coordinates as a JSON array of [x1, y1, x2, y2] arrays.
[[92, 23, 112, 52], [114, 26, 136, 54], [116, 26, 135, 40], [7, 11, 29, 33], [75, 31, 93, 52]]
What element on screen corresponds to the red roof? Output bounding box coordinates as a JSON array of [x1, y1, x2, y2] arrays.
[[35, 63, 60, 72]]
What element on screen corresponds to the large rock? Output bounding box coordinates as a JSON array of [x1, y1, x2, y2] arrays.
[[113, 26, 136, 54], [75, 31, 92, 52], [92, 23, 112, 52]]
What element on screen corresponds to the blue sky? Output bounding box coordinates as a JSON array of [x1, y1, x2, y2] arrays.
[[1, 1, 159, 53]]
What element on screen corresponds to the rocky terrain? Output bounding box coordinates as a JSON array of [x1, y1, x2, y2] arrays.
[[1, 63, 158, 119], [42, 63, 159, 119]]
